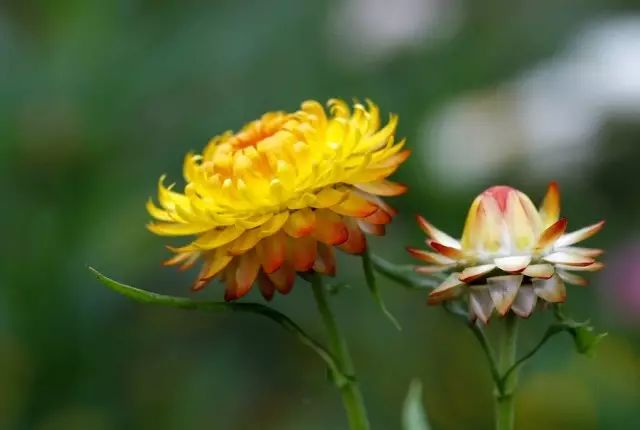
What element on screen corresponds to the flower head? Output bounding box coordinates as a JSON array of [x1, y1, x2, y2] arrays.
[[148, 99, 409, 300], [409, 183, 604, 323]]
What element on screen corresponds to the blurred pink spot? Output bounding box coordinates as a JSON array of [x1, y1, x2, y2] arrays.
[[603, 242, 640, 324]]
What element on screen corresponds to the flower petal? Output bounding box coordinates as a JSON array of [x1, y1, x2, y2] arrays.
[[146, 198, 172, 221], [506, 191, 536, 251], [511, 286, 537, 318], [283, 208, 316, 238], [460, 264, 496, 283], [406, 247, 456, 265], [522, 264, 555, 279], [190, 225, 245, 250], [487, 275, 523, 315], [416, 215, 461, 249], [535, 218, 568, 250], [556, 247, 603, 258], [363, 208, 392, 225], [256, 232, 286, 274], [257, 271, 275, 300], [290, 236, 318, 271], [429, 240, 465, 260], [267, 263, 295, 294], [357, 220, 385, 236], [235, 251, 261, 297], [355, 179, 407, 196], [147, 221, 213, 236], [468, 287, 494, 324], [312, 187, 346, 208], [543, 252, 594, 266], [338, 220, 367, 254], [313, 210, 349, 245], [330, 192, 378, 217], [228, 229, 263, 256], [192, 250, 233, 291], [313, 243, 336, 276], [557, 270, 588, 287], [554, 221, 605, 248], [428, 273, 464, 304], [539, 181, 561, 228], [494, 256, 531, 273], [532, 276, 566, 303], [555, 262, 604, 272]]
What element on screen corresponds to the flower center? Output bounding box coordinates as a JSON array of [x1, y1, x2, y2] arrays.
[[228, 114, 290, 150]]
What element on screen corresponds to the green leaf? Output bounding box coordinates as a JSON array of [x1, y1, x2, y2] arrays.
[[572, 326, 607, 357], [501, 305, 607, 384], [362, 249, 402, 330], [403, 379, 431, 430], [89, 266, 352, 387], [553, 304, 607, 357], [369, 253, 439, 290]]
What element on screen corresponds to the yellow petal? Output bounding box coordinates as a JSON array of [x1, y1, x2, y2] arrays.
[[283, 208, 316, 238], [539, 181, 561, 228], [147, 222, 213, 236]]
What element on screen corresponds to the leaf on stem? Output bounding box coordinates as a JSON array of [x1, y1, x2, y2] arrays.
[[362, 249, 402, 330], [369, 253, 439, 290], [402, 379, 432, 430], [553, 304, 607, 357], [88, 266, 352, 386]]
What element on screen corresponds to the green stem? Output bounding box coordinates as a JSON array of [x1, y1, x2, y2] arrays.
[[469, 321, 503, 393], [495, 313, 519, 430], [310, 272, 371, 430]]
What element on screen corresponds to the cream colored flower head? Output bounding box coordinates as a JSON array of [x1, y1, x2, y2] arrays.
[[409, 183, 604, 323]]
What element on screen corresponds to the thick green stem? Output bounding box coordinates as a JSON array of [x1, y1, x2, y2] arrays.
[[310, 273, 370, 430], [495, 313, 519, 430]]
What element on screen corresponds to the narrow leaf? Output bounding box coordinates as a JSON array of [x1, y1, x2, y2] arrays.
[[362, 248, 402, 330], [369, 253, 440, 290], [403, 379, 431, 430], [89, 266, 351, 386]]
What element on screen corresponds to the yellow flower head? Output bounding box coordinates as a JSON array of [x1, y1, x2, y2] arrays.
[[409, 183, 604, 323], [148, 99, 409, 300]]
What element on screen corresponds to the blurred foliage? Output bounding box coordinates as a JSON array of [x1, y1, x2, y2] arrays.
[[2, 1, 640, 429]]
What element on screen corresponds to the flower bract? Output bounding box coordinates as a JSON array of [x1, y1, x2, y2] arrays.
[[148, 99, 409, 300]]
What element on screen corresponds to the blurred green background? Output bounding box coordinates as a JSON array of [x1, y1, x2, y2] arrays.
[[2, 0, 640, 429]]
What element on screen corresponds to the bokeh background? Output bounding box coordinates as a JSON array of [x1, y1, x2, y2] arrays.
[[2, 1, 640, 429]]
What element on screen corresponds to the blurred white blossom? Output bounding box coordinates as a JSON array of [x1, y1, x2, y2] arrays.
[[423, 16, 640, 187], [327, 0, 462, 67]]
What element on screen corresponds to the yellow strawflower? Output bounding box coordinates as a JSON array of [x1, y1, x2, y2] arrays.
[[147, 99, 409, 300], [409, 183, 604, 322]]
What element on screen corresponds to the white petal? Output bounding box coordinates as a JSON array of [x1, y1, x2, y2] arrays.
[[557, 270, 588, 287], [428, 273, 464, 303], [556, 246, 603, 258], [522, 264, 555, 279], [494, 255, 531, 273], [555, 262, 604, 272], [543, 252, 594, 266], [460, 264, 496, 283], [487, 275, 523, 315], [532, 276, 566, 303], [511, 286, 537, 318], [555, 221, 605, 247], [468, 287, 494, 324], [416, 215, 462, 249]]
